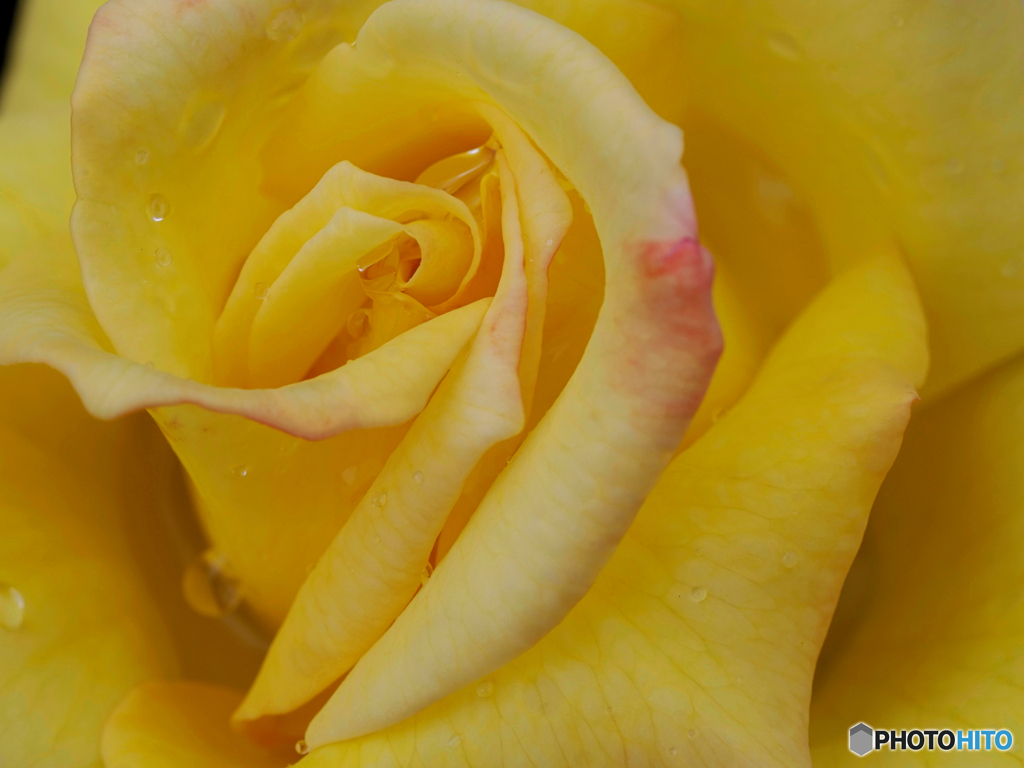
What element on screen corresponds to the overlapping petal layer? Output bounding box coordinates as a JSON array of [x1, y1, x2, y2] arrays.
[[300, 253, 926, 763], [260, 0, 721, 744], [235, 150, 531, 723]]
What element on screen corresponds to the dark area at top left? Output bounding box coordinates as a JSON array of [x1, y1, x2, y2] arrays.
[[1, 0, 21, 82]]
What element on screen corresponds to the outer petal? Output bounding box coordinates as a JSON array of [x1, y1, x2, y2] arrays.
[[0, 419, 177, 767], [810, 351, 1024, 764], [657, 0, 1024, 397], [302, 253, 926, 764]]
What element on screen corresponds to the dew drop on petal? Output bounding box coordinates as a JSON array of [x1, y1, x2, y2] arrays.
[[253, 282, 269, 300], [148, 194, 168, 222], [545, 238, 554, 247], [669, 747, 678, 757], [371, 492, 387, 508], [447, 735, 461, 749], [342, 466, 358, 485], [688, 729, 698, 739], [154, 247, 172, 267], [295, 739, 309, 755], [136, 149, 149, 165], [180, 100, 226, 151], [346, 309, 369, 338], [766, 31, 802, 61], [266, 7, 304, 42], [476, 680, 494, 697], [782, 550, 798, 568], [0, 584, 25, 630], [690, 586, 707, 602], [231, 464, 249, 478], [182, 549, 243, 617], [420, 562, 434, 587], [413, 470, 423, 484]]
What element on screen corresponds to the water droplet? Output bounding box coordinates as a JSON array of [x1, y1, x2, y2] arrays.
[[476, 680, 494, 697], [782, 550, 798, 568], [371, 492, 387, 508], [295, 739, 309, 755], [253, 282, 269, 300], [136, 149, 149, 165], [413, 470, 423, 484], [180, 100, 226, 151], [669, 746, 678, 756], [545, 238, 554, 247], [447, 735, 461, 748], [346, 309, 369, 338], [342, 466, 358, 485], [154, 247, 172, 267], [690, 586, 707, 602], [766, 31, 802, 61], [0, 583, 25, 630], [945, 157, 965, 176], [148, 194, 168, 222], [182, 550, 243, 617], [688, 729, 698, 739], [231, 464, 249, 478], [420, 562, 434, 586], [891, 13, 905, 27], [266, 7, 304, 42]]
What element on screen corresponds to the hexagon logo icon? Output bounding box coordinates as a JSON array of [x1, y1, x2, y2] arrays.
[[849, 723, 874, 757]]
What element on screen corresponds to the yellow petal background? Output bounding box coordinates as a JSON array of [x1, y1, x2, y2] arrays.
[[811, 353, 1024, 765], [3, 0, 1022, 764]]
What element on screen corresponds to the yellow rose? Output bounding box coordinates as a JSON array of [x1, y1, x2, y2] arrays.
[[0, 0, 1021, 767]]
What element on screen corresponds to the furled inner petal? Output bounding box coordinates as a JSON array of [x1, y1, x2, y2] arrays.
[[213, 160, 482, 388], [234, 148, 529, 725]]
